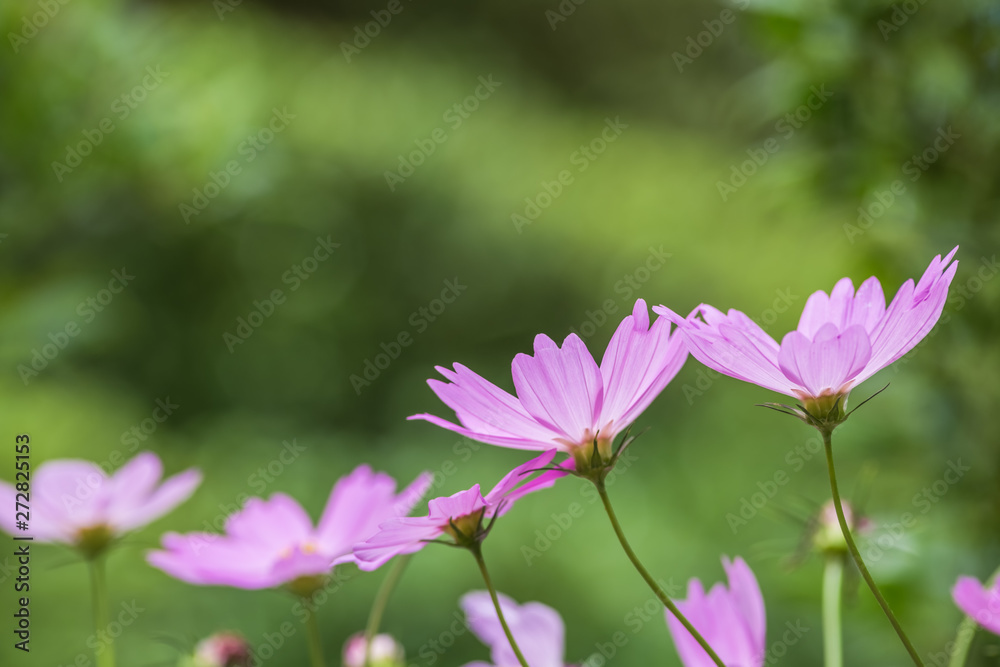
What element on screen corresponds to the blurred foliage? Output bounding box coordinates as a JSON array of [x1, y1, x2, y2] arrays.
[[0, 0, 998, 664]]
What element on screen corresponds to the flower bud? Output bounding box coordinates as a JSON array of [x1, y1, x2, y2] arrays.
[[191, 631, 252, 667], [813, 499, 870, 554], [343, 632, 405, 667]]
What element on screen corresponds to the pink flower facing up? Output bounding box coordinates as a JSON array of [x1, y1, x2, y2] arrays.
[[409, 299, 687, 475], [667, 557, 766, 667], [657, 248, 958, 428], [355, 450, 566, 570], [461, 591, 571, 667], [148, 466, 431, 597], [953, 575, 1000, 636], [0, 451, 201, 558]]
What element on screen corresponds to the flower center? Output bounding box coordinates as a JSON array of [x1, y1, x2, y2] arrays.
[[75, 524, 115, 559]]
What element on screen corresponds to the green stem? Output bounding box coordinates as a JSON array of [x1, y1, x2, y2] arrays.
[[822, 553, 844, 667], [470, 544, 530, 667], [946, 617, 977, 667], [305, 606, 327, 667], [594, 478, 727, 667], [89, 555, 115, 667], [821, 428, 923, 666], [363, 555, 411, 666]]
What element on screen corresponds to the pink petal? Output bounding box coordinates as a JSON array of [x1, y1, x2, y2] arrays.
[[953, 576, 1000, 635], [408, 413, 559, 452], [797, 278, 856, 339], [116, 468, 201, 532], [316, 467, 432, 560], [777, 324, 872, 397], [483, 450, 566, 517], [148, 532, 286, 589], [667, 304, 794, 396], [34, 460, 109, 535], [722, 556, 766, 659], [667, 559, 766, 667], [425, 365, 563, 445], [461, 591, 565, 667], [512, 334, 604, 443], [862, 250, 958, 379], [600, 300, 688, 432], [427, 486, 487, 521], [224, 494, 315, 546], [352, 517, 443, 571]]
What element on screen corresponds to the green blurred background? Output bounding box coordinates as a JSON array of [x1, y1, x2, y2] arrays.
[[1, 0, 998, 664]]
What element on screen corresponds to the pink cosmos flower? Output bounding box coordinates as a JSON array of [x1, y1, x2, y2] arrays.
[[953, 575, 1000, 635], [461, 591, 570, 667], [409, 299, 686, 463], [355, 451, 566, 570], [666, 557, 766, 667], [657, 248, 958, 420], [148, 465, 431, 590], [0, 451, 200, 556]]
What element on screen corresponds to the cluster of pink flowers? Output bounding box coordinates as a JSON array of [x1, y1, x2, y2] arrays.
[[5, 247, 991, 667]]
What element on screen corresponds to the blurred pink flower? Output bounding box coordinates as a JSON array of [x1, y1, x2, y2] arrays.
[[667, 557, 766, 667], [953, 575, 1000, 635], [0, 451, 200, 556], [461, 591, 567, 667], [409, 299, 686, 460], [657, 248, 958, 420], [148, 465, 430, 590], [355, 451, 566, 570]]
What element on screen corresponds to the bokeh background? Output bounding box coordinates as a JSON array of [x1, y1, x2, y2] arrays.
[[1, 0, 999, 664]]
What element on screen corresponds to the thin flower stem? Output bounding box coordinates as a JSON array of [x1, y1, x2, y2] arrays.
[[305, 606, 327, 667], [946, 617, 977, 667], [594, 479, 727, 667], [470, 544, 530, 667], [364, 555, 411, 666], [821, 428, 924, 666], [822, 553, 844, 667], [89, 555, 115, 667]]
